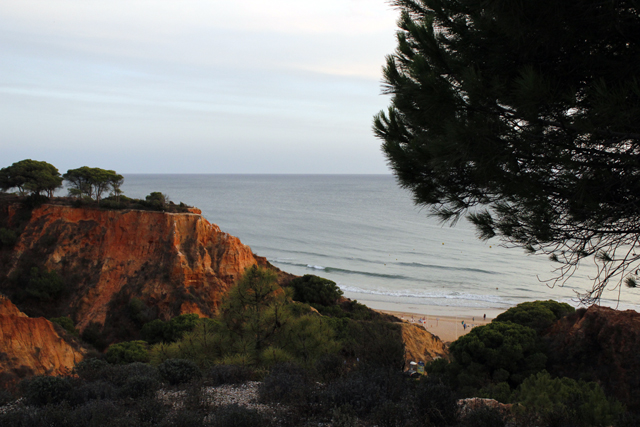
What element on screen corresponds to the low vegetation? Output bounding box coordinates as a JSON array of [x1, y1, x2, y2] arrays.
[[0, 262, 636, 426]]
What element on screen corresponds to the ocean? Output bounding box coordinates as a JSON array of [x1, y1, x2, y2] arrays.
[[120, 174, 640, 316]]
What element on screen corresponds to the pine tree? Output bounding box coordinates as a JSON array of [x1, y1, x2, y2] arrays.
[[374, 0, 640, 302]]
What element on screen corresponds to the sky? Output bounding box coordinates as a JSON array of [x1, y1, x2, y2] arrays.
[[0, 0, 400, 174]]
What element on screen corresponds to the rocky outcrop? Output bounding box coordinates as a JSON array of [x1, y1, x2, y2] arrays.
[[400, 322, 448, 365], [0, 295, 85, 387], [543, 305, 640, 412], [0, 203, 285, 340]]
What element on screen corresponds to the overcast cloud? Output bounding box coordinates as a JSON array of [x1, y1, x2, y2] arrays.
[[0, 0, 399, 173]]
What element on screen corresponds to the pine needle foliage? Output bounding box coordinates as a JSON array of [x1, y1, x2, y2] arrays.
[[375, 0, 640, 303]]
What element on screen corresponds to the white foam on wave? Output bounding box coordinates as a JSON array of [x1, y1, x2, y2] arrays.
[[339, 284, 512, 306], [306, 264, 326, 270]]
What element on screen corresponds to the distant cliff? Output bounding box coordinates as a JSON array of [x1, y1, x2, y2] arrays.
[[0, 201, 291, 343]]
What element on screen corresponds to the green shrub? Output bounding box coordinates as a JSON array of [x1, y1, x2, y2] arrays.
[[495, 300, 575, 333], [105, 340, 150, 365], [25, 267, 67, 301], [514, 371, 624, 427], [49, 316, 79, 336], [289, 275, 343, 306], [338, 320, 405, 370], [21, 375, 73, 406], [448, 321, 547, 392], [158, 359, 202, 385], [0, 228, 18, 248], [142, 314, 200, 344]]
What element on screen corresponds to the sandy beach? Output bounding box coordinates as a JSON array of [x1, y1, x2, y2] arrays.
[[377, 309, 494, 343]]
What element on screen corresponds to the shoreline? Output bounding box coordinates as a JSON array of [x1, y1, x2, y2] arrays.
[[376, 308, 493, 343], [349, 297, 508, 343]]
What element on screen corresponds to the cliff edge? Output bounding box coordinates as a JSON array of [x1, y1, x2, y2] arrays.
[[0, 202, 287, 342]]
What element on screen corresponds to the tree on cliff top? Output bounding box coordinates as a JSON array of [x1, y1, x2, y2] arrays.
[[374, 0, 640, 303], [63, 167, 124, 202], [0, 159, 63, 197]]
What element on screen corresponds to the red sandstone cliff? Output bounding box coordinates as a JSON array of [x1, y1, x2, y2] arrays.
[[0, 295, 85, 386], [0, 203, 285, 341], [543, 305, 640, 412]]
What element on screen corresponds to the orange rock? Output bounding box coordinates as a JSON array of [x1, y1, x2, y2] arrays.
[[400, 322, 448, 366], [0, 296, 85, 386], [3, 204, 278, 333]]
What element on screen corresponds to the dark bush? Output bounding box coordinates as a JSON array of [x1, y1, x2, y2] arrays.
[[0, 388, 14, 406], [105, 340, 150, 364], [331, 404, 359, 427], [514, 371, 624, 427], [73, 357, 109, 382], [413, 378, 459, 427], [128, 298, 156, 326], [206, 364, 255, 386], [313, 353, 346, 382], [97, 362, 159, 387], [448, 321, 547, 391], [119, 374, 161, 399], [0, 227, 18, 248], [66, 380, 118, 406], [128, 396, 169, 426], [21, 375, 73, 406], [158, 359, 202, 385], [338, 320, 405, 370], [258, 362, 313, 405], [64, 399, 126, 427], [323, 368, 408, 418], [81, 321, 108, 352], [495, 300, 575, 334], [142, 314, 200, 344], [159, 409, 205, 427], [0, 402, 69, 427], [289, 275, 343, 306], [210, 404, 269, 427], [372, 400, 408, 427], [25, 267, 67, 301], [459, 405, 506, 427]]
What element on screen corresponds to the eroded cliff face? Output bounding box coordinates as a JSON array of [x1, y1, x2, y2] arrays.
[[0, 295, 85, 386], [400, 322, 448, 365], [1, 203, 276, 336], [544, 305, 640, 412]]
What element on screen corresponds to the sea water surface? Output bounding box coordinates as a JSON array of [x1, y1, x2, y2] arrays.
[[121, 174, 640, 314]]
